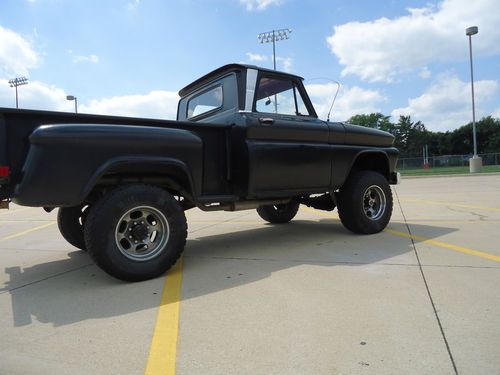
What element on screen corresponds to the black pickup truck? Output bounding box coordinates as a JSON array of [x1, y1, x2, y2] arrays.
[[0, 64, 399, 281]]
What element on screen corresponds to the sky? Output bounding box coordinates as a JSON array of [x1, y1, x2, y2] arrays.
[[0, 0, 499, 132]]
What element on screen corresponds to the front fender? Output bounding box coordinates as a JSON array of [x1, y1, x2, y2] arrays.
[[331, 146, 398, 188]]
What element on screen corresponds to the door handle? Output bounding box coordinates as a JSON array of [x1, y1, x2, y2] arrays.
[[259, 117, 275, 125]]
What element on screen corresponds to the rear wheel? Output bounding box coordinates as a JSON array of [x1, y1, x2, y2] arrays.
[[337, 171, 393, 234], [84, 184, 187, 281], [257, 201, 300, 224], [57, 205, 89, 250]]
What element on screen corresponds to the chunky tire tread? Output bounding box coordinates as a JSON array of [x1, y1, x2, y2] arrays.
[[57, 206, 87, 250], [337, 171, 393, 234], [257, 201, 300, 224], [84, 184, 187, 281]]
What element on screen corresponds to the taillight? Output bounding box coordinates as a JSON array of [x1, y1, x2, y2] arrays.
[[0, 166, 10, 178]]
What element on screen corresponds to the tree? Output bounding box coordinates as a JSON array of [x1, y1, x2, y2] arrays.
[[348, 113, 392, 131], [346, 113, 500, 157]]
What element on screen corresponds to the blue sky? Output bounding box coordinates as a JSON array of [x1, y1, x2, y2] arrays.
[[0, 0, 499, 131]]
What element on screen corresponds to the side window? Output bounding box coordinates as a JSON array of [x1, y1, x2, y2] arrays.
[[255, 77, 311, 116], [187, 86, 223, 119]]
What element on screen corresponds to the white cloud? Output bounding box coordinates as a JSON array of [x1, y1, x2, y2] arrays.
[[276, 56, 293, 72], [246, 52, 268, 62], [0, 76, 179, 119], [419, 67, 432, 79], [127, 0, 141, 11], [391, 74, 500, 131], [327, 0, 500, 82], [72, 54, 99, 64], [306, 83, 386, 121], [0, 24, 39, 77], [493, 108, 500, 119], [240, 0, 284, 11], [0, 79, 69, 111], [81, 91, 179, 120]]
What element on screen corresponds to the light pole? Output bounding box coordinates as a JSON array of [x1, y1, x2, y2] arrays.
[[258, 28, 292, 113], [258, 28, 292, 71], [66, 95, 78, 113], [8, 77, 29, 108], [466, 26, 481, 173]]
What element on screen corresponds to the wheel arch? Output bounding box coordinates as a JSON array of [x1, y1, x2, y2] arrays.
[[346, 151, 390, 181], [81, 156, 198, 203]]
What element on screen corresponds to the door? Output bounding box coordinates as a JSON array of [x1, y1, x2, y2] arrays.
[[245, 74, 331, 198]]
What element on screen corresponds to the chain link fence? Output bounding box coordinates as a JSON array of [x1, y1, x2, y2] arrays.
[[397, 153, 500, 171]]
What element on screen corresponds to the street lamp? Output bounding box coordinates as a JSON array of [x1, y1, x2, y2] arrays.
[[257, 28, 292, 71], [466, 26, 481, 173], [8, 77, 29, 108], [66, 95, 78, 113]]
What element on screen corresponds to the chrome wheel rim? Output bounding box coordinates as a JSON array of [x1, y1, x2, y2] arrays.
[[114, 206, 169, 261], [363, 185, 386, 221]]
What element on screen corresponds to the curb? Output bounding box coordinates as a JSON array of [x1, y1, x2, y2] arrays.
[[400, 172, 500, 179]]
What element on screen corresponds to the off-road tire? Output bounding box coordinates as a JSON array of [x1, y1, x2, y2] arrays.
[[57, 205, 89, 250], [257, 201, 300, 224], [337, 171, 393, 234], [83, 184, 187, 282]]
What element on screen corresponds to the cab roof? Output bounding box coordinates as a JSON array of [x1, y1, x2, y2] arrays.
[[178, 63, 304, 97]]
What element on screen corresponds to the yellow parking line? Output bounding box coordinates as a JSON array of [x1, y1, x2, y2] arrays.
[[0, 222, 56, 241], [402, 198, 500, 212], [303, 206, 500, 263], [145, 258, 184, 375], [385, 228, 500, 263]]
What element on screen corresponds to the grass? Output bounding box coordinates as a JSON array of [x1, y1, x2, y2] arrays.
[[399, 164, 500, 176]]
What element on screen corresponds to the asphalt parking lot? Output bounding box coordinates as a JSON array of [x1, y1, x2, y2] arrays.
[[0, 174, 499, 375]]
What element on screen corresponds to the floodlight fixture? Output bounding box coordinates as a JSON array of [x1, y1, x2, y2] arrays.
[[8, 76, 29, 108], [257, 28, 292, 70], [466, 26, 478, 36]]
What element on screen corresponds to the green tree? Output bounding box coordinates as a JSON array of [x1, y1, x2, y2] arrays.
[[346, 113, 500, 157], [348, 113, 392, 131]]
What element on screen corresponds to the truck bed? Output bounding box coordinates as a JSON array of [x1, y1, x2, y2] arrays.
[[0, 108, 233, 204]]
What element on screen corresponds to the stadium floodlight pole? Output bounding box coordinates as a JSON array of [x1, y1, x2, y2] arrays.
[[258, 28, 292, 113], [8, 77, 29, 108], [66, 95, 78, 113], [258, 28, 292, 71], [466, 26, 482, 173]]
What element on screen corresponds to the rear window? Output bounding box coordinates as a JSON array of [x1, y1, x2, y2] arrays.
[[187, 86, 223, 119]]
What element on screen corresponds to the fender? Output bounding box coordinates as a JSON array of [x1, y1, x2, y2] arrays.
[[81, 156, 197, 201], [332, 146, 398, 188], [13, 123, 203, 207]]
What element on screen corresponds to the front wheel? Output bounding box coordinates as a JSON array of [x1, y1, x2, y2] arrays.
[[257, 201, 300, 224], [84, 184, 187, 281], [337, 171, 393, 234]]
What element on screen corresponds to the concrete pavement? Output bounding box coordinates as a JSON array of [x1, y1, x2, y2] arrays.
[[0, 174, 499, 374]]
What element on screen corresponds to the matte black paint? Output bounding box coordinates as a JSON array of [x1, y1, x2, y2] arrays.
[[0, 64, 398, 209]]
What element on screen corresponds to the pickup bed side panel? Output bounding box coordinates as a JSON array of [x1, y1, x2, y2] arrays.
[[13, 124, 203, 207]]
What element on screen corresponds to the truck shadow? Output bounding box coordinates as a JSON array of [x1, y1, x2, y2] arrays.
[[2, 220, 458, 327]]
